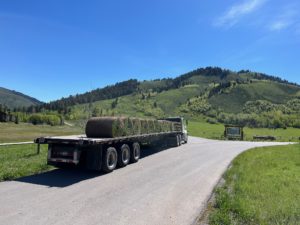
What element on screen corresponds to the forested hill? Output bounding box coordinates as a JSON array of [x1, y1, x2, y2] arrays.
[[0, 87, 42, 109], [41, 79, 139, 113], [36, 66, 299, 113], [5, 66, 300, 129]]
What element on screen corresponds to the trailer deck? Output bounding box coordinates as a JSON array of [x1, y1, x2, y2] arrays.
[[35, 132, 181, 145]]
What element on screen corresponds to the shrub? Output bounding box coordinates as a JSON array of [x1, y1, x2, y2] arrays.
[[207, 117, 218, 124], [28, 114, 61, 126], [43, 115, 61, 126], [28, 114, 44, 125], [188, 97, 211, 113]]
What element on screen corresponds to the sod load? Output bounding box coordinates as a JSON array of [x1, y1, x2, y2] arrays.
[[85, 117, 180, 138]]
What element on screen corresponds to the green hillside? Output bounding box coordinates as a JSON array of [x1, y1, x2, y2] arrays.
[[63, 68, 300, 129], [0, 87, 42, 109], [68, 84, 204, 120], [67, 80, 299, 117], [7, 67, 300, 129], [36, 67, 298, 113], [208, 81, 299, 113]]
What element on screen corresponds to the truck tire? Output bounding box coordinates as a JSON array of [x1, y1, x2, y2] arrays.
[[102, 147, 118, 173], [130, 142, 140, 163], [184, 135, 188, 144], [117, 144, 130, 167], [177, 135, 181, 146]]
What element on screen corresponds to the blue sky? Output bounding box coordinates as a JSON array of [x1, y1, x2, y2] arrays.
[[0, 0, 299, 102]]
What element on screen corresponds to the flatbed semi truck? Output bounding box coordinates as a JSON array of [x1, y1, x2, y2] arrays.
[[35, 117, 188, 173]]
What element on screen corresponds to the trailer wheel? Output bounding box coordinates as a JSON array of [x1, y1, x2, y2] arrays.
[[102, 147, 118, 173], [117, 144, 130, 167], [130, 142, 140, 163]]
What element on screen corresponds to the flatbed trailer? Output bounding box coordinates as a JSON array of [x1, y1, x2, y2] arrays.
[[35, 117, 188, 173]]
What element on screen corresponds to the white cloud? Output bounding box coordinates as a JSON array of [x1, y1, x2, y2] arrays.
[[269, 7, 298, 31], [215, 0, 267, 27], [270, 21, 291, 31]]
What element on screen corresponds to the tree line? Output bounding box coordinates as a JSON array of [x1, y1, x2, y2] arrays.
[[0, 104, 17, 123], [14, 67, 298, 115], [13, 79, 139, 114]]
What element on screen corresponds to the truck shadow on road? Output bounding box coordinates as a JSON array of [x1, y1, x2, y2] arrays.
[[16, 168, 102, 188], [16, 144, 173, 188]]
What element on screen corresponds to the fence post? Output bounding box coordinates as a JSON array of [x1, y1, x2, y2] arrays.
[[37, 143, 40, 154]]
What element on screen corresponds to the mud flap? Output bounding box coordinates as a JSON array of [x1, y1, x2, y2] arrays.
[[86, 145, 102, 171]]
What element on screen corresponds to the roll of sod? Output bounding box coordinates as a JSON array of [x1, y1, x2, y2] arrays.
[[85, 117, 125, 138], [85, 117, 177, 138]]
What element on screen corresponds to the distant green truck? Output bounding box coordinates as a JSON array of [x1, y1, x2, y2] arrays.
[[224, 125, 244, 140]]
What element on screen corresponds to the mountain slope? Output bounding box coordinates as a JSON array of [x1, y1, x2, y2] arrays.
[[21, 66, 299, 128], [41, 67, 299, 113], [208, 81, 299, 113], [68, 80, 300, 119], [0, 87, 42, 109], [63, 67, 300, 129]]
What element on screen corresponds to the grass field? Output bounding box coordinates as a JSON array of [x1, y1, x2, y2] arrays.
[[188, 121, 224, 140], [209, 144, 300, 225], [0, 122, 81, 181], [0, 122, 83, 143], [188, 121, 300, 142], [0, 144, 53, 181]]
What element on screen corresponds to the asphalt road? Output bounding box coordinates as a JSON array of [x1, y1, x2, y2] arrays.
[[0, 137, 290, 225]]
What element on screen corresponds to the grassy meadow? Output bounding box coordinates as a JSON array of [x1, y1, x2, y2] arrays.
[[0, 122, 83, 143], [188, 121, 300, 142], [209, 144, 300, 225], [0, 144, 53, 181], [0, 122, 81, 181]]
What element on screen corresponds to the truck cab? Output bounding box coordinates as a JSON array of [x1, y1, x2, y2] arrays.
[[163, 117, 188, 144]]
